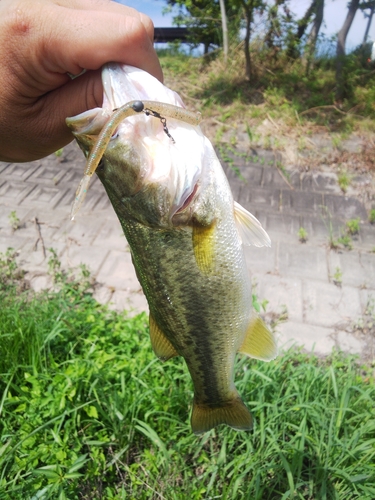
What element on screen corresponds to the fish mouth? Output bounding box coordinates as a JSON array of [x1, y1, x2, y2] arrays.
[[175, 182, 199, 214]]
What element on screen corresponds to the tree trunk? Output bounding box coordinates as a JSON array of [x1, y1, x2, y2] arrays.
[[335, 0, 360, 101], [363, 3, 375, 44], [305, 0, 324, 74], [287, 0, 316, 58], [243, 6, 252, 80], [219, 0, 229, 62], [297, 0, 316, 39]]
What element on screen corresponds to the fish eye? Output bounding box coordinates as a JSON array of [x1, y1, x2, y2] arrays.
[[97, 159, 105, 171]]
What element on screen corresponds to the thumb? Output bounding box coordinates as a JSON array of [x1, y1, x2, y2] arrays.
[[27, 70, 104, 160]]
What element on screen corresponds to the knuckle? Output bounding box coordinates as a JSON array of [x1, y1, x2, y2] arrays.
[[4, 1, 35, 37], [139, 14, 155, 40]]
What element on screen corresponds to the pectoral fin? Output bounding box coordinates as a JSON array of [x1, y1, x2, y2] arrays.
[[191, 394, 253, 435], [192, 223, 216, 274], [149, 314, 178, 361], [234, 201, 271, 247], [238, 314, 277, 361]]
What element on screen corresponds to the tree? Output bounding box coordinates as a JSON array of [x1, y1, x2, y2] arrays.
[[264, 0, 294, 54], [235, 0, 266, 80], [304, 0, 324, 74], [165, 0, 241, 54], [219, 0, 229, 61], [335, 0, 361, 101], [286, 0, 317, 58], [360, 1, 375, 44], [264, 0, 286, 49]]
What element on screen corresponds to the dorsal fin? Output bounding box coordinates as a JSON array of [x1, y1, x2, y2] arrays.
[[234, 201, 271, 247], [238, 314, 277, 361], [149, 314, 179, 361]]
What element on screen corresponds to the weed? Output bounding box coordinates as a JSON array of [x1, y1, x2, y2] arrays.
[[217, 144, 245, 181], [297, 136, 306, 151], [48, 248, 65, 283], [365, 296, 375, 318], [0, 248, 25, 292], [245, 123, 253, 143], [338, 234, 353, 250], [54, 148, 64, 157], [298, 227, 308, 243], [345, 218, 360, 235], [369, 209, 375, 224], [276, 161, 290, 180], [331, 134, 343, 150], [337, 169, 352, 193], [332, 266, 343, 286], [321, 206, 344, 250], [263, 135, 272, 150], [252, 293, 269, 313], [8, 211, 20, 231], [214, 125, 225, 143], [353, 296, 375, 336]]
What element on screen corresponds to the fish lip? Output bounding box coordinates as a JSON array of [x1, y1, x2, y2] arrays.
[[174, 182, 199, 215]]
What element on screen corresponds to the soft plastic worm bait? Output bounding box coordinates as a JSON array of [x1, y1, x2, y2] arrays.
[[71, 100, 202, 220]]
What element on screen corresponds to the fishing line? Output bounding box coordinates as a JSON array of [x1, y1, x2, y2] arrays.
[[143, 108, 176, 143]]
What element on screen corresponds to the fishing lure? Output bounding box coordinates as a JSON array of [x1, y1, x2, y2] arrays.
[[71, 100, 202, 220]]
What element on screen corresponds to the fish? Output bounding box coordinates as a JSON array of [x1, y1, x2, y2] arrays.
[[66, 63, 277, 435]]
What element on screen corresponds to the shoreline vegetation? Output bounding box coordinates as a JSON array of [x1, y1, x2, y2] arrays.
[[156, 41, 375, 180], [0, 243, 374, 497]]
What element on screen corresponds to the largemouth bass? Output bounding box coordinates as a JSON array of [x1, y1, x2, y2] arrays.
[[66, 63, 277, 435]]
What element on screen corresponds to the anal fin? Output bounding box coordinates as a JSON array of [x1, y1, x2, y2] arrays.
[[149, 314, 179, 361], [238, 314, 278, 361], [191, 395, 253, 435]]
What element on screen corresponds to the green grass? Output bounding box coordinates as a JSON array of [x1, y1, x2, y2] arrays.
[[1, 251, 375, 499]]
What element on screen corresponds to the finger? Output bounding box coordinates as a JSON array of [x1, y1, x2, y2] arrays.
[[50, 0, 155, 42], [11, 69, 104, 161], [4, 1, 161, 84], [40, 5, 162, 81]]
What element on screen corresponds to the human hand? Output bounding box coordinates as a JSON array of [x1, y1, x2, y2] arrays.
[[0, 0, 163, 162]]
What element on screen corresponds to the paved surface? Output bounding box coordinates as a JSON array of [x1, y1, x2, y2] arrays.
[[0, 142, 374, 360]]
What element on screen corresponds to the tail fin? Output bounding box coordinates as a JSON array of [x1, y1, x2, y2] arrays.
[[191, 396, 253, 435]]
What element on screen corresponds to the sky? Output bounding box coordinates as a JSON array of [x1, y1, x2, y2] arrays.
[[117, 0, 372, 50]]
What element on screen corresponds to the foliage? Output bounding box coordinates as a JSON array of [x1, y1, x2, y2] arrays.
[[1, 251, 375, 498], [337, 169, 352, 193], [8, 211, 20, 231], [298, 227, 308, 243], [165, 0, 242, 52], [345, 218, 361, 236], [332, 266, 343, 286], [157, 40, 375, 146], [337, 234, 353, 250]]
